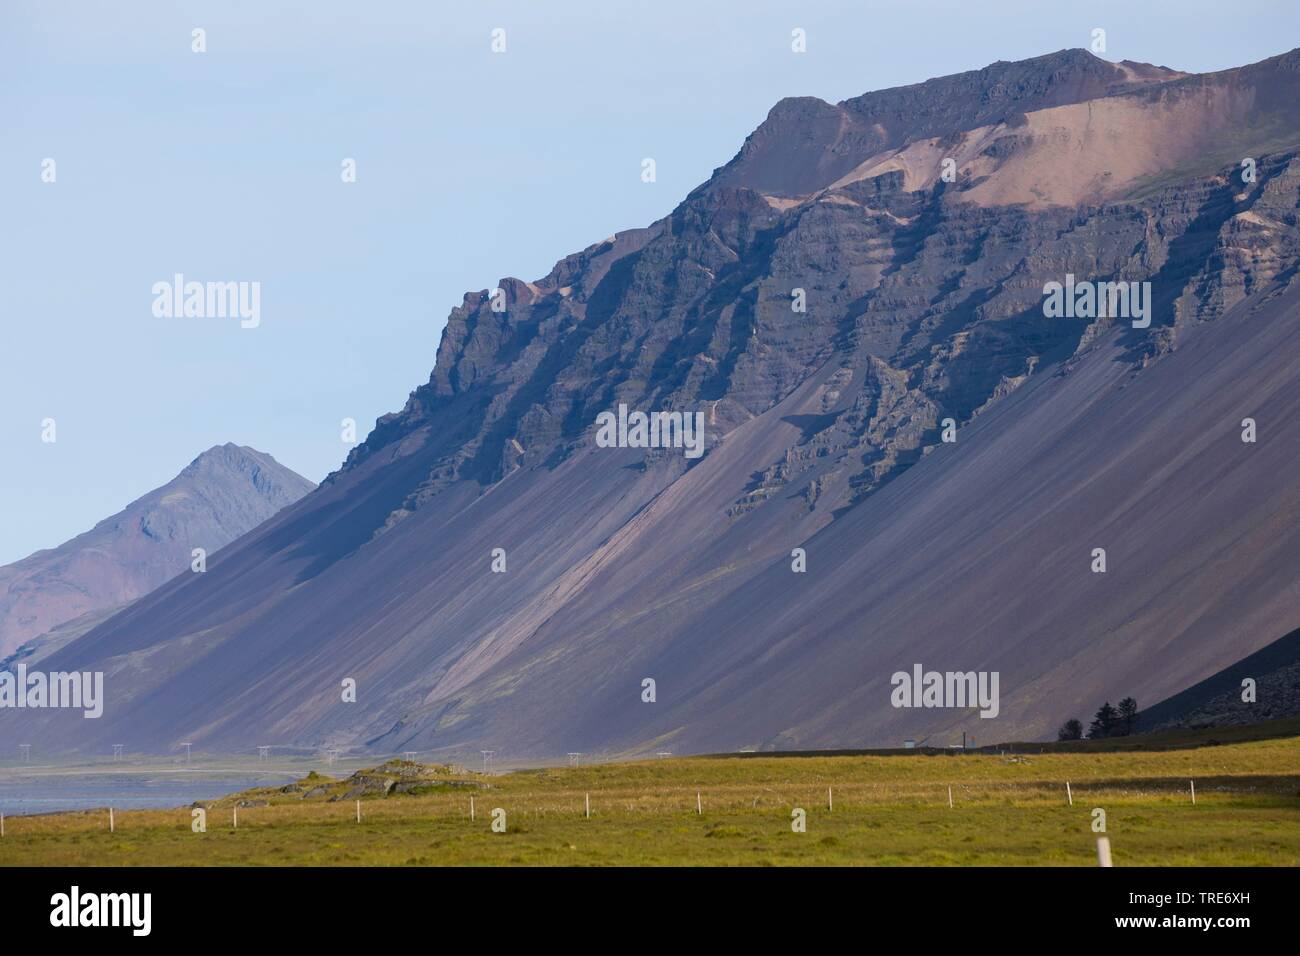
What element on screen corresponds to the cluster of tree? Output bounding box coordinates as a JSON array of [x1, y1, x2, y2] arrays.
[[1057, 697, 1139, 741]]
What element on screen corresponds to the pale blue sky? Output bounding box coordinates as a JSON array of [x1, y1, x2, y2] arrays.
[[3, 0, 1297, 564]]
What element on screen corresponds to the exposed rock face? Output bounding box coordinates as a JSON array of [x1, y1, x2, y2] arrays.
[[13, 48, 1300, 758], [706, 49, 1187, 198], [0, 445, 315, 659], [350, 49, 1300, 527]]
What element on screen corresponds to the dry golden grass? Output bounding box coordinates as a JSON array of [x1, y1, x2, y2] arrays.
[[1, 736, 1296, 866]]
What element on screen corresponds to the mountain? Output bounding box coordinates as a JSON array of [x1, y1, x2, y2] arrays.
[[14, 48, 1300, 759], [0, 444, 315, 660], [1137, 626, 1300, 732], [0, 603, 126, 673]]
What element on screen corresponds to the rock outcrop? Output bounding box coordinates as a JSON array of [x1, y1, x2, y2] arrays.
[[12, 47, 1300, 758]]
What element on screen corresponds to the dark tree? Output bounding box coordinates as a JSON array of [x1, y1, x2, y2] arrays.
[[1117, 697, 1139, 736], [1088, 701, 1118, 739], [1057, 718, 1084, 741]]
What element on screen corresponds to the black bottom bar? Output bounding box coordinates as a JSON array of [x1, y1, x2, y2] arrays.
[[4, 866, 1286, 941]]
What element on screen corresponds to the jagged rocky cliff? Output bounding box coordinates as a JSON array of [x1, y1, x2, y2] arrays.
[[12, 48, 1300, 758]]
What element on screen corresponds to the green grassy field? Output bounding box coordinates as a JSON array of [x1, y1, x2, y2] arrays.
[[1, 731, 1296, 866]]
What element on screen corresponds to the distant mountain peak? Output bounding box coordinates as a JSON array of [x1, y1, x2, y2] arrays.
[[185, 442, 280, 470], [0, 446, 314, 658]]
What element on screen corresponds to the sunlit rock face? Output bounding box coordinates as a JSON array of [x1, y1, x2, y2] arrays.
[[14, 48, 1300, 758]]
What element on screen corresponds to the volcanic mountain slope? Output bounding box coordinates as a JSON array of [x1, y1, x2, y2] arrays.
[[0, 444, 314, 660], [0, 603, 125, 672], [15, 47, 1300, 759], [1137, 626, 1300, 731]]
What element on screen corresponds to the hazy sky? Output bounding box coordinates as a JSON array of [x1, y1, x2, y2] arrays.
[[3, 0, 1297, 565]]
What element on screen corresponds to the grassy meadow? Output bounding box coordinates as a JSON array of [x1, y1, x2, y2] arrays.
[[0, 730, 1296, 866]]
